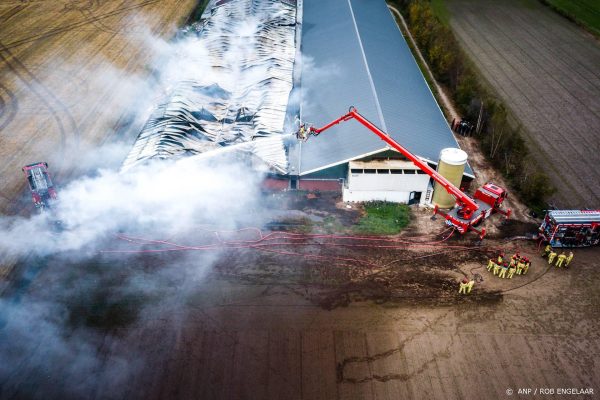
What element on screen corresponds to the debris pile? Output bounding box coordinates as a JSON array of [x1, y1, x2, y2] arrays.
[[123, 0, 299, 173]]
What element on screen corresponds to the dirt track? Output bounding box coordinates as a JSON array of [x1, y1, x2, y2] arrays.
[[0, 0, 196, 214], [446, 0, 600, 208]]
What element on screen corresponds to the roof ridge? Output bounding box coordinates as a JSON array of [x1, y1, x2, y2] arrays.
[[347, 0, 388, 133]]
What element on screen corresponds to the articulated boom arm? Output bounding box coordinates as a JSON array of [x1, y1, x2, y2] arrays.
[[308, 107, 479, 212]]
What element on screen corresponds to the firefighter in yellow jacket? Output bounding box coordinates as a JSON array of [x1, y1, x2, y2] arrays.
[[516, 258, 525, 275], [459, 279, 469, 294], [542, 244, 551, 258], [467, 279, 474, 293], [507, 265, 516, 279], [498, 263, 508, 279], [523, 258, 531, 275], [556, 252, 567, 268], [493, 262, 501, 276], [565, 251, 574, 267], [548, 250, 557, 265]]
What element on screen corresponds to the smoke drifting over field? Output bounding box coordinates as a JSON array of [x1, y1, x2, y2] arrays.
[[0, 154, 265, 399], [0, 3, 295, 397], [0, 156, 264, 257], [1, 2, 298, 258]]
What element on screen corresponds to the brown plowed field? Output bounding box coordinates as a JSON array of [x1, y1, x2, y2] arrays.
[[0, 0, 196, 215], [446, 0, 600, 208], [2, 233, 599, 399]]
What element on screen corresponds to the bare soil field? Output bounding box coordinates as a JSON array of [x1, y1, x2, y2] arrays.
[[1, 193, 598, 399], [0, 0, 196, 215], [445, 0, 600, 208]]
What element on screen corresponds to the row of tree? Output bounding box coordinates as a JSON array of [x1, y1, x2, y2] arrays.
[[390, 0, 555, 212]]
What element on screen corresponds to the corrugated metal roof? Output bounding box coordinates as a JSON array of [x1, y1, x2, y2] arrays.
[[122, 0, 296, 173], [295, 0, 472, 176], [549, 210, 600, 224]]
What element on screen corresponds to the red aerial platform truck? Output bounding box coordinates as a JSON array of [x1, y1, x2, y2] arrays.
[[300, 107, 511, 238]]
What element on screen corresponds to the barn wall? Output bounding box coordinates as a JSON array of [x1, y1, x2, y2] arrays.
[[342, 189, 410, 203], [262, 177, 289, 190], [298, 179, 342, 191]]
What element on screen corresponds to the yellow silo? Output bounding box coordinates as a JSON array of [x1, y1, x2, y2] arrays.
[[432, 148, 468, 209]]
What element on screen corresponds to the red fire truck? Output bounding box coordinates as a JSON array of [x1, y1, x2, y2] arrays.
[[539, 210, 600, 247], [22, 162, 57, 210]]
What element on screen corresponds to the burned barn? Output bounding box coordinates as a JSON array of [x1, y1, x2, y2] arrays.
[[125, 0, 473, 205]]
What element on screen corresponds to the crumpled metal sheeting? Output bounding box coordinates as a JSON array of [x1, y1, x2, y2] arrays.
[[122, 0, 297, 173]]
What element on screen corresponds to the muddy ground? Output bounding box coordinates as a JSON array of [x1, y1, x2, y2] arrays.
[[446, 0, 600, 208], [1, 193, 598, 400]]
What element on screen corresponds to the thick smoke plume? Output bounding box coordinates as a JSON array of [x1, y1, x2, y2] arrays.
[[0, 156, 265, 258], [0, 5, 288, 399]]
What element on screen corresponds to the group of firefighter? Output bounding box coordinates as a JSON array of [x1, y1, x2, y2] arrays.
[[487, 252, 531, 279], [542, 245, 574, 268], [459, 245, 576, 295]]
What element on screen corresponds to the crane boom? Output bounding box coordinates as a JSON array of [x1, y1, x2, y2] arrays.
[[308, 107, 479, 212]]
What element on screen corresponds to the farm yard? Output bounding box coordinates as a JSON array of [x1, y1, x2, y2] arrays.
[[445, 0, 600, 209], [0, 0, 196, 215]]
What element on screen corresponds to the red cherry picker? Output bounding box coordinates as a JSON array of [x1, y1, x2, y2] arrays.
[[298, 107, 511, 238]]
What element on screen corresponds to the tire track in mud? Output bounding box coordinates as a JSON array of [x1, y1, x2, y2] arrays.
[[65, 0, 125, 35], [0, 82, 18, 132], [0, 41, 79, 173], [72, 1, 140, 36], [2, 0, 161, 50], [0, 4, 28, 24], [336, 312, 456, 384]]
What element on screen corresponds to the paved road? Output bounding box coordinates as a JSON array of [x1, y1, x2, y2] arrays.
[[446, 0, 600, 208]]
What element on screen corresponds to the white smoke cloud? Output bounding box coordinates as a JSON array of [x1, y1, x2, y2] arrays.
[[0, 150, 268, 398], [287, 52, 341, 123], [0, 3, 304, 397], [0, 155, 265, 258]]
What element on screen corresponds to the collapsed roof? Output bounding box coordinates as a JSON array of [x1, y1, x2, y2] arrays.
[[122, 0, 298, 173]]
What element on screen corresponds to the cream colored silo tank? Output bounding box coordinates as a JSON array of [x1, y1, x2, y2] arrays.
[[432, 148, 468, 209]]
